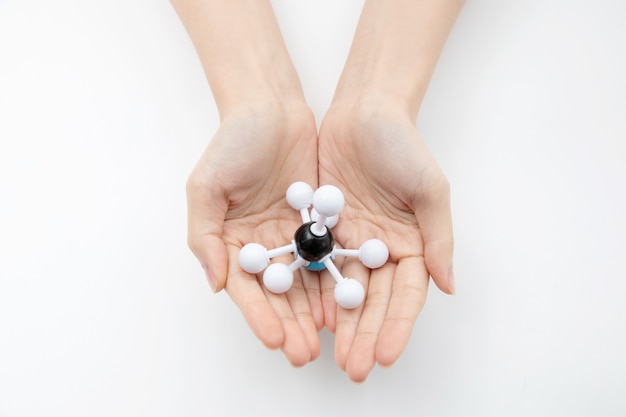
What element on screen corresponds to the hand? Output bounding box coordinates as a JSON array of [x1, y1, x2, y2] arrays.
[[318, 100, 455, 382], [186, 101, 323, 366]]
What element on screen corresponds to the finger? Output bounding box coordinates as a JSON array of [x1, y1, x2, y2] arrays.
[[284, 269, 321, 362], [375, 256, 429, 367], [225, 246, 285, 350], [186, 170, 229, 293], [333, 258, 369, 371], [319, 255, 345, 333], [412, 174, 455, 294], [264, 285, 312, 367], [300, 267, 324, 332], [344, 262, 394, 383]]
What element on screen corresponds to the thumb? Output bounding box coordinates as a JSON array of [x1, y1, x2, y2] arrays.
[[412, 175, 455, 295], [186, 173, 229, 293]]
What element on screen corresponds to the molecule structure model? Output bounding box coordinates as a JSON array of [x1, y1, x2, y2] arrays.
[[238, 182, 389, 309]]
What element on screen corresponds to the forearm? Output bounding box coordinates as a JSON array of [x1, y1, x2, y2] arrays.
[[333, 0, 465, 119], [170, 0, 305, 119]]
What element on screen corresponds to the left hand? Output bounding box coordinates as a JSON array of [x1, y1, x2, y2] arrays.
[[317, 101, 455, 382]]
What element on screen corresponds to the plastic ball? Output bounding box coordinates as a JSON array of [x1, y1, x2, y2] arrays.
[[263, 263, 294, 294], [313, 185, 344, 217], [334, 278, 365, 309], [238, 243, 269, 274], [359, 239, 389, 269], [286, 181, 314, 210]]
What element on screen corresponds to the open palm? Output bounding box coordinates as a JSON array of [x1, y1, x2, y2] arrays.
[[318, 106, 454, 382], [186, 103, 322, 366]]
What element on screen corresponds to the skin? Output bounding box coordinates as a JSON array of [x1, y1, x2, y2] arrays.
[[318, 0, 463, 383], [319, 102, 454, 382], [186, 101, 322, 366], [172, 0, 464, 381], [172, 0, 323, 366]]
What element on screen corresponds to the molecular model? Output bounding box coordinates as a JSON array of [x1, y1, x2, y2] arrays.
[[238, 182, 389, 309]]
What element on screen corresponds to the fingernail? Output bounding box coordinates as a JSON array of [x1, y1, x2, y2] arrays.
[[448, 268, 456, 295], [204, 265, 217, 293]]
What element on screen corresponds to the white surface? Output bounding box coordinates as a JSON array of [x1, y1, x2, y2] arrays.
[[1, 0, 625, 416]]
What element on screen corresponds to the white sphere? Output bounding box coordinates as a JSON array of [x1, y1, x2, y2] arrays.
[[311, 208, 339, 229], [286, 182, 314, 210], [238, 243, 269, 274], [359, 239, 389, 269], [313, 185, 344, 217], [334, 278, 365, 309], [263, 263, 294, 294]]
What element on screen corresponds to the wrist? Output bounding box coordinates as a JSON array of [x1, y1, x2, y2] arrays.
[[203, 38, 306, 120], [206, 39, 306, 120], [220, 96, 313, 127], [216, 86, 307, 123], [331, 58, 430, 123], [330, 0, 465, 121], [172, 0, 306, 121], [330, 89, 416, 124], [326, 91, 415, 131]]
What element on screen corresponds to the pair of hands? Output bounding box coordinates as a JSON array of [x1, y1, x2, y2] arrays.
[[186, 97, 454, 383]]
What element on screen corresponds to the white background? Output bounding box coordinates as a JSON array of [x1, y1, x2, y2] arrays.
[[1, 0, 625, 416]]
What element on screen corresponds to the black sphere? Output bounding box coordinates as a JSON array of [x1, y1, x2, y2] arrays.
[[294, 221, 334, 262]]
